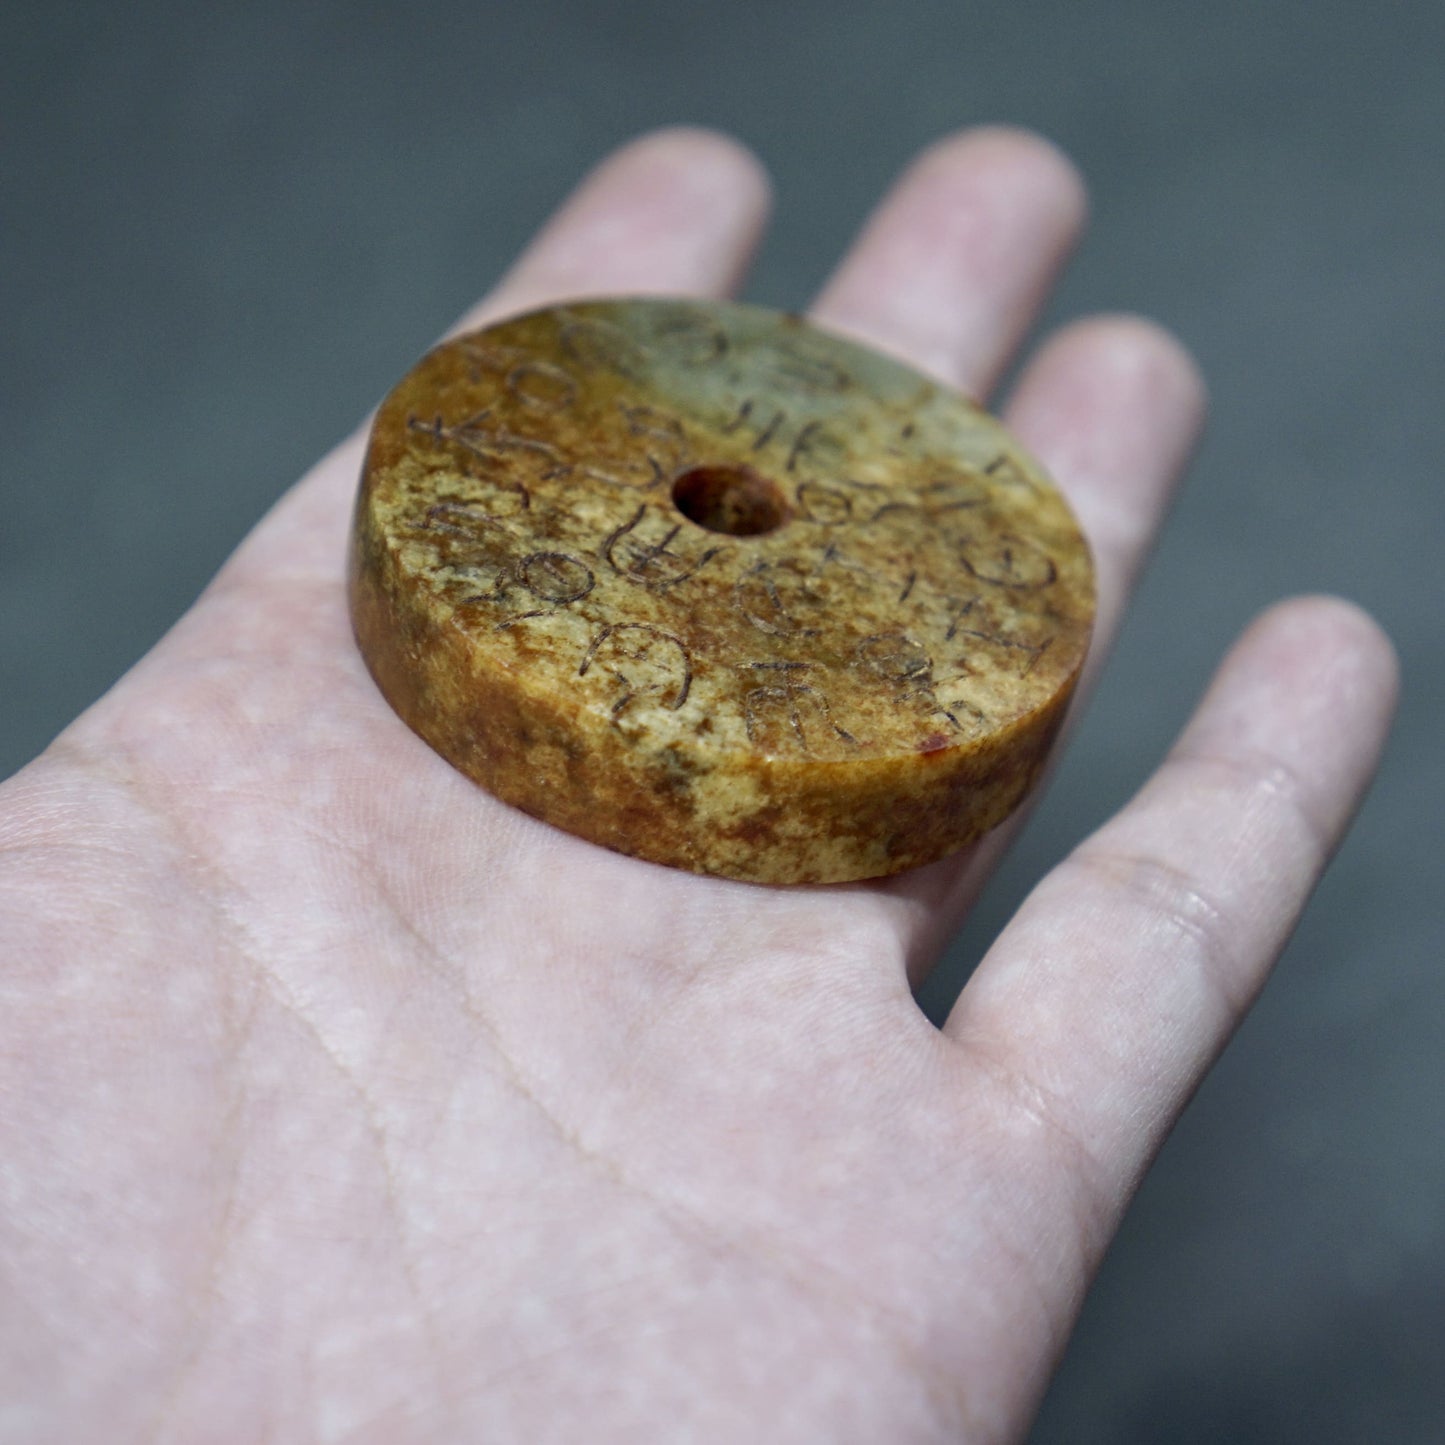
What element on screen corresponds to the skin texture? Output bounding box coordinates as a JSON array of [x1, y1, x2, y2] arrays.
[[0, 128, 1397, 1443], [353, 299, 1095, 882]]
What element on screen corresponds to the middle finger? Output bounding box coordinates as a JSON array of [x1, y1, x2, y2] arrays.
[[810, 126, 1087, 399], [800, 129, 1203, 967]]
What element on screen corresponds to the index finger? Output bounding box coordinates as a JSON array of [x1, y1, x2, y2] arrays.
[[219, 127, 773, 596]]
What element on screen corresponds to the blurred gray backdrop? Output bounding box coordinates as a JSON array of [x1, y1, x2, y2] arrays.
[[4, 1, 1442, 1439]]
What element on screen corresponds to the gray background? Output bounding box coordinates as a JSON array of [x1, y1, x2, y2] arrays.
[[4, 1, 1441, 1438]]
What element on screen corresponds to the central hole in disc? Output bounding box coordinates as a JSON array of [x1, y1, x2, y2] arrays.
[[670, 464, 790, 537]]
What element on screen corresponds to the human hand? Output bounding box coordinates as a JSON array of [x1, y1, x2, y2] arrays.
[[0, 127, 1396, 1443]]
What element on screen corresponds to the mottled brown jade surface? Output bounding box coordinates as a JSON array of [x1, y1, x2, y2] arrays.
[[350, 299, 1094, 883]]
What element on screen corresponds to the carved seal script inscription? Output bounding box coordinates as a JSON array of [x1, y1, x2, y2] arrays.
[[350, 299, 1094, 882]]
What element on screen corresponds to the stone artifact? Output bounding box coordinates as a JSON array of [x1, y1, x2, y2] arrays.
[[350, 299, 1094, 883]]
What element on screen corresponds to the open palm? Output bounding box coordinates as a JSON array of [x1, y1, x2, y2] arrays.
[[0, 128, 1395, 1443]]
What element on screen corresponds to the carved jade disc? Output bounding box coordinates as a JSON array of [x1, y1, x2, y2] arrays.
[[349, 299, 1094, 883]]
